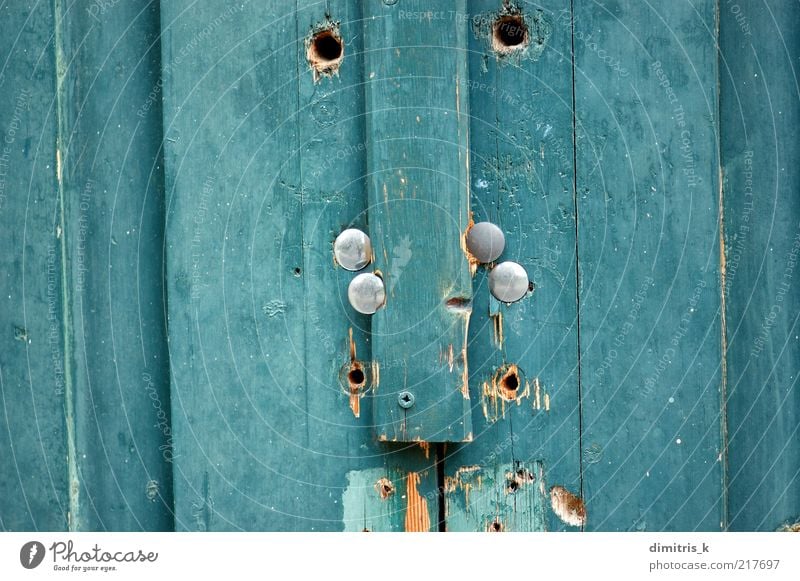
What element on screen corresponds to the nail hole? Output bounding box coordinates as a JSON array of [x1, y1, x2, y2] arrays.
[[293, 267, 302, 276], [488, 520, 504, 532], [307, 28, 344, 77], [495, 364, 523, 401], [348, 368, 365, 388], [507, 480, 519, 493], [492, 15, 528, 52]]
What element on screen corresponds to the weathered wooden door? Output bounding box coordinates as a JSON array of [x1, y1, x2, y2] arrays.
[[1, 0, 798, 532]]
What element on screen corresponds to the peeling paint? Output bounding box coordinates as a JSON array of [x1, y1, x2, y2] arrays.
[[550, 485, 587, 527], [404, 472, 431, 532], [375, 477, 395, 500]]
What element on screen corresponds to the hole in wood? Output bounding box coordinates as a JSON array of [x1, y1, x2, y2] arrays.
[[492, 15, 528, 52], [497, 366, 520, 401], [307, 29, 344, 77], [488, 520, 504, 532], [348, 367, 365, 389], [374, 477, 395, 500]]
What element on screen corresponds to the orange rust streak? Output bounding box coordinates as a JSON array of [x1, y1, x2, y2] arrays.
[[404, 472, 431, 532]]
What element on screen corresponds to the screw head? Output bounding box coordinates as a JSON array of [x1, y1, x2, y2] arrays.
[[466, 221, 506, 263], [334, 228, 372, 271], [489, 261, 530, 303], [397, 391, 415, 409], [347, 273, 386, 314]]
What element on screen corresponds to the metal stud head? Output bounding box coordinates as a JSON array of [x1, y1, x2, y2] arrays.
[[334, 228, 372, 271], [397, 391, 415, 409], [347, 273, 386, 314], [489, 261, 530, 303], [466, 222, 506, 263]]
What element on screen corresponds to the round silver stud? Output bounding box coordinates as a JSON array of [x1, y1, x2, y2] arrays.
[[334, 228, 372, 271], [466, 222, 506, 263], [489, 261, 530, 303], [347, 273, 386, 314]]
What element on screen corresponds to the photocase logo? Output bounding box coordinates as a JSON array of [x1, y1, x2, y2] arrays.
[[19, 541, 45, 569]]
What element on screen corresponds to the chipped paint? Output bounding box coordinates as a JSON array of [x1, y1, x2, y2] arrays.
[[375, 477, 395, 500], [550, 485, 587, 527], [445, 462, 546, 532], [492, 311, 504, 347], [404, 472, 431, 532], [461, 217, 480, 275]]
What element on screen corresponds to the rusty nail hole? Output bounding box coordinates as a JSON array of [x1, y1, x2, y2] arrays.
[[492, 15, 528, 52], [348, 367, 365, 388], [488, 520, 504, 532], [507, 480, 519, 493], [445, 297, 472, 312], [293, 267, 302, 276], [308, 29, 344, 76]]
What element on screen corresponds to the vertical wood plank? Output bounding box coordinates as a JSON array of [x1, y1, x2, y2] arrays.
[[574, 0, 723, 530], [720, 0, 800, 531], [444, 0, 581, 531], [364, 0, 474, 443], [54, 0, 173, 530], [161, 0, 438, 531], [0, 0, 69, 531]]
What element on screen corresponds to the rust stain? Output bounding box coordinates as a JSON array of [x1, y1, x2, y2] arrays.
[[550, 485, 587, 527], [404, 472, 431, 532], [375, 477, 395, 500], [418, 441, 430, 459], [347, 361, 365, 418]]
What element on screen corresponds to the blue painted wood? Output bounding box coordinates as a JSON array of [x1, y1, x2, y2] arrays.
[[574, 1, 724, 531], [53, 0, 173, 531], [0, 0, 69, 532], [720, 0, 800, 531], [444, 0, 582, 531], [364, 0, 474, 443], [161, 0, 439, 531]]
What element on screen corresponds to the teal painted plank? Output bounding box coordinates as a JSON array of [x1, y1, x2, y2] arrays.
[[54, 0, 173, 530], [720, 0, 800, 531], [162, 0, 439, 531], [364, 0, 473, 443], [575, 1, 723, 530], [445, 0, 582, 531], [0, 0, 69, 531]]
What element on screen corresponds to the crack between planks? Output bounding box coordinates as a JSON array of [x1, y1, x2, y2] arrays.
[[568, 0, 585, 532], [714, 0, 730, 531], [53, 0, 80, 532]]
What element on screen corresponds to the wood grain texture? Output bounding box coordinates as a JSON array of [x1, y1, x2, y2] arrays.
[[720, 0, 800, 531], [364, 0, 474, 443], [0, 0, 69, 532], [161, 0, 438, 531], [574, 0, 723, 531], [444, 0, 581, 531], [53, 0, 173, 531]]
